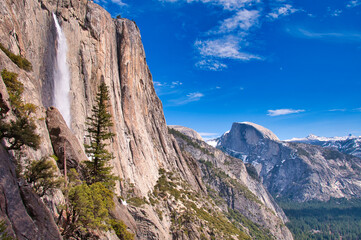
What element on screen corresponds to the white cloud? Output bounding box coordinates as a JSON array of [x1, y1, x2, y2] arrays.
[[161, 0, 298, 69], [169, 92, 204, 105], [199, 132, 218, 136], [331, 9, 342, 17], [267, 109, 305, 116], [171, 81, 183, 87], [111, 0, 127, 5], [94, 0, 127, 6], [187, 92, 204, 99], [288, 28, 361, 42], [195, 36, 261, 60], [328, 109, 346, 112], [215, 9, 260, 33], [162, 0, 257, 10], [196, 59, 228, 71], [268, 4, 298, 19], [347, 0, 361, 8]]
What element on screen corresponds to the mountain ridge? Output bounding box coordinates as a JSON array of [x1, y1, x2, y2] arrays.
[[208, 122, 361, 202]]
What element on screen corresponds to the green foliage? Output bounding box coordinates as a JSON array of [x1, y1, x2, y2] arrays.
[[278, 198, 361, 239], [186, 202, 247, 239], [154, 168, 181, 200], [200, 160, 262, 205], [322, 148, 344, 160], [168, 127, 214, 156], [110, 219, 134, 240], [296, 147, 311, 158], [0, 43, 32, 71], [0, 69, 40, 151], [0, 115, 40, 150], [227, 208, 273, 240], [61, 182, 114, 238], [0, 220, 14, 240], [1, 69, 23, 111], [24, 157, 63, 197], [245, 163, 260, 182], [127, 197, 148, 207], [84, 81, 116, 187]]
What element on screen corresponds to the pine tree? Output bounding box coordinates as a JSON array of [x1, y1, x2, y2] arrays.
[[84, 81, 116, 187]]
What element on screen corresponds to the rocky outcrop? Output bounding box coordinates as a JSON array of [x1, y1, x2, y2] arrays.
[[216, 122, 361, 202], [46, 107, 86, 172], [0, 144, 62, 240], [169, 125, 203, 141], [170, 127, 293, 240]]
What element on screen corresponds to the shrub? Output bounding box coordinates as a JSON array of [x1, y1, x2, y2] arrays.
[[110, 219, 134, 240], [23, 157, 63, 197], [0, 220, 14, 240], [1, 69, 23, 111], [0, 69, 40, 151], [61, 182, 115, 238], [0, 43, 32, 71]]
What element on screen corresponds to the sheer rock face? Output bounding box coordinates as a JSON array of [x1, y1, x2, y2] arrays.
[[0, 0, 202, 238], [0, 0, 202, 195], [0, 144, 62, 240], [217, 122, 361, 202]]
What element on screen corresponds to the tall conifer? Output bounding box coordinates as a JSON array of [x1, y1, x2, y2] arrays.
[[84, 81, 116, 187]]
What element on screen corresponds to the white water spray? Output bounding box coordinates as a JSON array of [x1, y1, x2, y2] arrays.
[[52, 13, 71, 127]]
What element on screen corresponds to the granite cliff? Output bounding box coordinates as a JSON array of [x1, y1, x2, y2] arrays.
[[214, 122, 361, 202], [0, 0, 294, 239]]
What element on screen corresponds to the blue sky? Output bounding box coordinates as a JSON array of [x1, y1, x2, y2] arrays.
[[95, 0, 361, 140]]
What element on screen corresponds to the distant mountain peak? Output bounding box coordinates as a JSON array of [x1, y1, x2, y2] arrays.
[[235, 122, 280, 141]]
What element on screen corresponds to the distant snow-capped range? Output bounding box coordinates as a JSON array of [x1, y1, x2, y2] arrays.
[[207, 133, 361, 159], [286, 134, 361, 158], [286, 134, 360, 142]]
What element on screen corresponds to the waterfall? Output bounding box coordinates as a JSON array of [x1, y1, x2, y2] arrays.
[[52, 13, 71, 127]]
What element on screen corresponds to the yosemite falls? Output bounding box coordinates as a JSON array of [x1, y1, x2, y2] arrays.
[[52, 13, 71, 127]]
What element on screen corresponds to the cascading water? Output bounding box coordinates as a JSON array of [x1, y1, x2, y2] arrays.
[[52, 13, 71, 127]]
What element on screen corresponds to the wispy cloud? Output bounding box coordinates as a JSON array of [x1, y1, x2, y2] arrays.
[[267, 109, 305, 116], [213, 9, 260, 33], [195, 59, 228, 71], [199, 132, 220, 140], [154, 81, 183, 96], [328, 109, 346, 112], [330, 9, 342, 17], [195, 36, 261, 61], [288, 27, 361, 42], [161, 0, 257, 10], [169, 92, 205, 105], [199, 132, 219, 137], [268, 4, 298, 19], [161, 0, 299, 70], [347, 0, 361, 8], [94, 0, 127, 6]]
